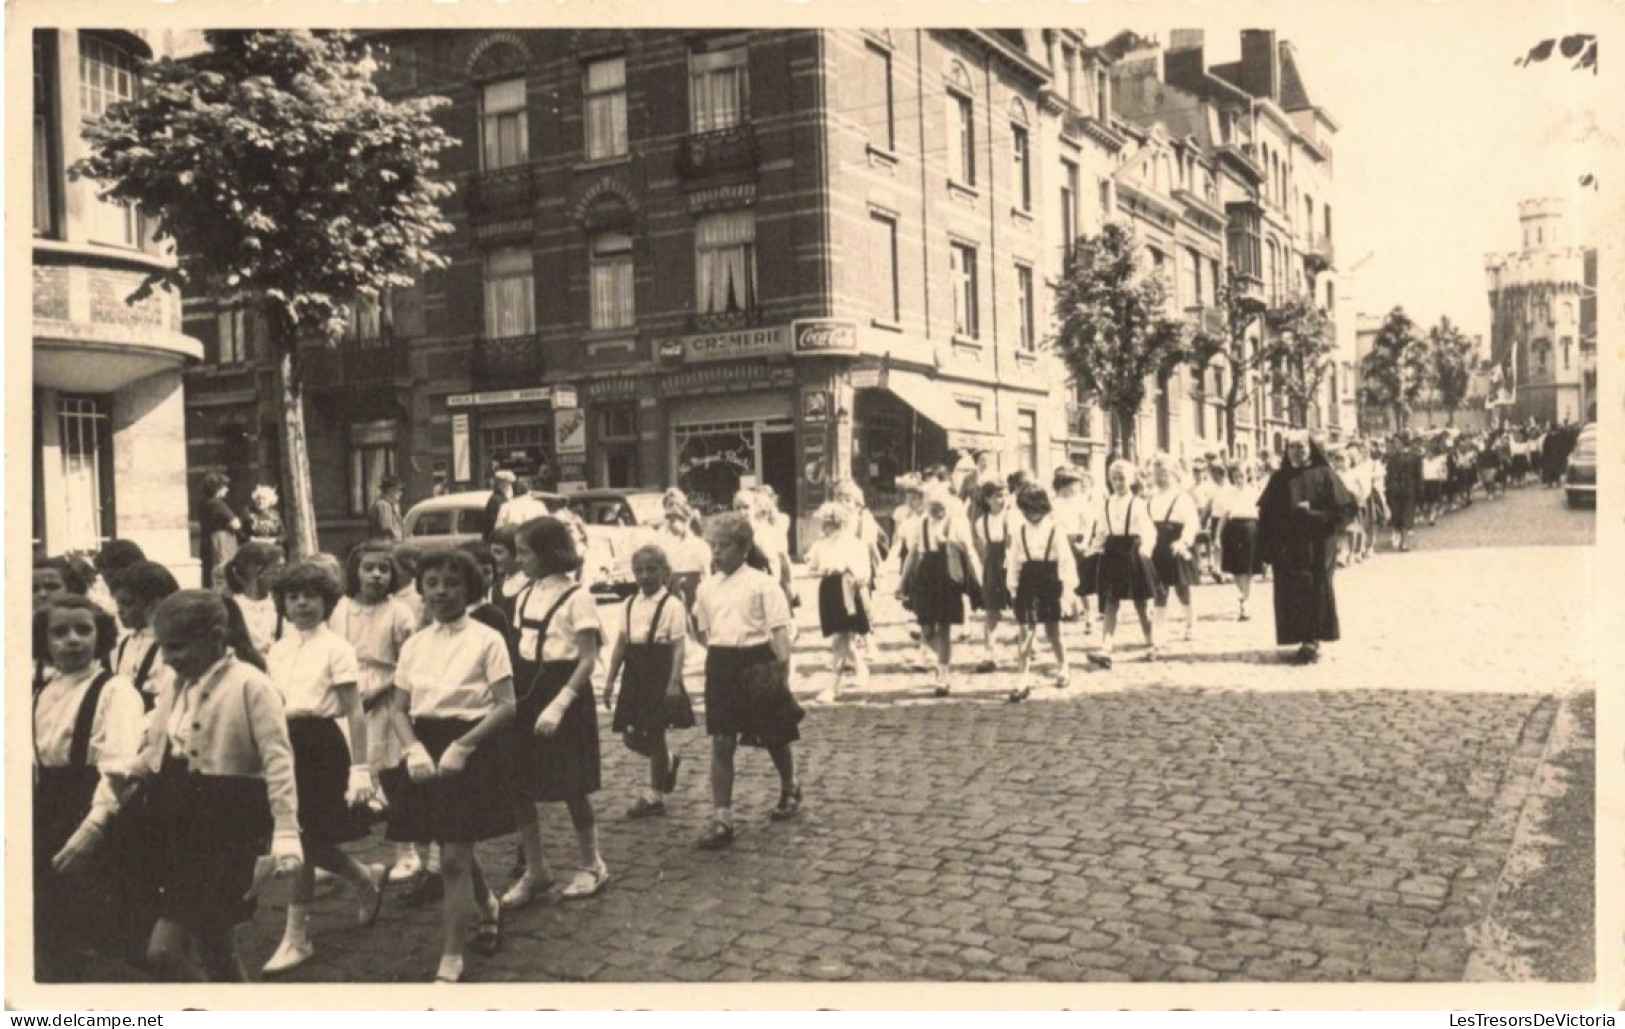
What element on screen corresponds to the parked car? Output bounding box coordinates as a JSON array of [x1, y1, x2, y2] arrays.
[[1564, 423, 1596, 507], [402, 490, 634, 600], [565, 489, 668, 530]]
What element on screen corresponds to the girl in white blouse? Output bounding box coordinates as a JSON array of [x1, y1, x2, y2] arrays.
[[261, 562, 386, 976], [1005, 484, 1076, 701], [384, 550, 515, 984], [1145, 455, 1201, 649], [898, 484, 983, 697], [1086, 460, 1159, 669], [804, 502, 873, 702]]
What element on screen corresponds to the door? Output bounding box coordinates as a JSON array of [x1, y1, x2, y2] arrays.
[[760, 428, 797, 555]]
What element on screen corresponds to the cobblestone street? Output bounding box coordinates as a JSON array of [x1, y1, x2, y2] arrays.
[[205, 488, 1603, 982]]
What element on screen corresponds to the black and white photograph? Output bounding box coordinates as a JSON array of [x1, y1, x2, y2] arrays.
[[9, 0, 1617, 1008]]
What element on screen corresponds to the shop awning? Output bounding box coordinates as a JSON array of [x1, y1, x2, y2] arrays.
[[873, 369, 1000, 452]]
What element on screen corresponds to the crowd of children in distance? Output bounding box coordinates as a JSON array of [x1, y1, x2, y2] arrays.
[[30, 489, 803, 985]]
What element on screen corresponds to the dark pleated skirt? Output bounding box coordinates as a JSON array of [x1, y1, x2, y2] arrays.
[[612, 644, 696, 745], [1151, 523, 1195, 600], [1096, 535, 1158, 605], [1388, 493, 1418, 530], [511, 659, 601, 803], [704, 644, 804, 749], [386, 718, 517, 844], [1012, 560, 1064, 626], [288, 717, 369, 846], [1220, 519, 1266, 576], [817, 574, 872, 636], [1076, 552, 1102, 599], [910, 550, 964, 627], [981, 541, 1012, 614]]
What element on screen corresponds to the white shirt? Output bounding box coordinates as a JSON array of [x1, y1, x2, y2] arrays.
[[1052, 491, 1098, 545], [113, 626, 172, 703], [396, 615, 514, 721], [495, 494, 554, 530], [1422, 455, 1448, 481], [1211, 483, 1261, 521], [514, 574, 602, 664], [236, 593, 280, 658], [1147, 490, 1201, 549], [660, 530, 713, 576], [267, 623, 360, 720], [1098, 493, 1158, 558], [330, 596, 418, 699], [34, 666, 145, 776], [1006, 515, 1079, 595], [621, 588, 689, 645], [693, 564, 792, 648], [805, 534, 872, 586]]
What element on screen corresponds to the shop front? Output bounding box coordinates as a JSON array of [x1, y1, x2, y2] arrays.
[[446, 385, 573, 493], [848, 365, 1000, 520]]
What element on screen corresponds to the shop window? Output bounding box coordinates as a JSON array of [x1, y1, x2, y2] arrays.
[[349, 421, 396, 517], [1012, 124, 1031, 211], [599, 404, 639, 488], [865, 43, 894, 151], [869, 212, 899, 324], [690, 45, 749, 133], [484, 247, 535, 337], [1017, 409, 1038, 474], [950, 242, 979, 339], [947, 90, 975, 186], [589, 231, 635, 331], [1016, 263, 1036, 352], [584, 56, 627, 161], [695, 210, 756, 316], [57, 394, 115, 552], [480, 77, 528, 171], [80, 34, 140, 248]]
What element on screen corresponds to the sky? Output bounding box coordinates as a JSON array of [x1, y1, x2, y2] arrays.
[[1080, 0, 1610, 344]]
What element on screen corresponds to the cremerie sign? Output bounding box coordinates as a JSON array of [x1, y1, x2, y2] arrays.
[[666, 325, 791, 363]]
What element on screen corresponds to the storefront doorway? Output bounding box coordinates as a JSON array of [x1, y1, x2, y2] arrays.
[[479, 416, 555, 491], [673, 415, 797, 542]]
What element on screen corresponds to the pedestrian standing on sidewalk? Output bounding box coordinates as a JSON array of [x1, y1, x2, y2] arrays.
[[1146, 454, 1200, 651], [1385, 433, 1424, 551], [332, 540, 425, 888], [898, 483, 982, 698], [261, 562, 387, 976], [1005, 484, 1074, 702], [1215, 461, 1265, 621], [199, 474, 243, 592], [971, 480, 1013, 674], [805, 503, 872, 702], [603, 544, 694, 819], [692, 512, 804, 850], [503, 518, 609, 909], [1087, 460, 1158, 670], [1257, 432, 1358, 666]]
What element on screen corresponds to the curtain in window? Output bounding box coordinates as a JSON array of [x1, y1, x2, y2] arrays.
[[695, 212, 756, 315], [484, 248, 535, 336], [585, 58, 627, 160], [590, 233, 635, 330], [690, 48, 748, 132], [481, 79, 528, 170]]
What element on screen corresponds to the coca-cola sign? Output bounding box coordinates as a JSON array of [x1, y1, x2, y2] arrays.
[[792, 319, 859, 355]]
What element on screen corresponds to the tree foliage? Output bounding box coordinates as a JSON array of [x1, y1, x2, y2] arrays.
[[1049, 223, 1189, 459], [1358, 306, 1434, 430], [1188, 265, 1270, 450], [1263, 293, 1337, 427], [1427, 316, 1479, 424], [71, 30, 458, 557]]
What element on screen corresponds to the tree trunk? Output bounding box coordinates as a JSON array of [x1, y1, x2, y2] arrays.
[[1116, 409, 1138, 462], [275, 347, 320, 560]]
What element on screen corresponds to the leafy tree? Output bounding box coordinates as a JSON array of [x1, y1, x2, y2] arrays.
[[1188, 265, 1271, 453], [72, 31, 457, 558], [1263, 293, 1337, 428], [1358, 306, 1433, 431], [1049, 223, 1189, 460], [1427, 316, 1479, 425]]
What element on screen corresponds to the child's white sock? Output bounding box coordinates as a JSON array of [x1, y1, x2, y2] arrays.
[[425, 843, 442, 876], [715, 806, 734, 828]]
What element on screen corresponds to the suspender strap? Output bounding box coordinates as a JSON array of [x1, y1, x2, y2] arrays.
[[647, 592, 673, 646], [69, 672, 113, 769], [132, 640, 161, 693]]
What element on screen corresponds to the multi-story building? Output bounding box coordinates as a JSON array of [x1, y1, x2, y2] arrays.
[[1484, 198, 1598, 425], [184, 29, 1134, 554], [31, 29, 203, 580]]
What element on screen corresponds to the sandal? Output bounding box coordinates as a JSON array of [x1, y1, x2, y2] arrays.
[[696, 821, 735, 851], [933, 683, 951, 698], [974, 659, 997, 674], [560, 861, 610, 900], [473, 896, 502, 956], [499, 872, 554, 911], [769, 784, 804, 822], [626, 797, 667, 819], [1007, 684, 1031, 703], [1086, 652, 1113, 670]]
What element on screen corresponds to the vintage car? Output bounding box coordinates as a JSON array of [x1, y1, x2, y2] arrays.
[[1564, 423, 1596, 507]]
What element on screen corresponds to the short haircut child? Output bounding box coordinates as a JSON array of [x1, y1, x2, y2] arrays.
[[518, 517, 583, 576], [980, 480, 1008, 504], [1107, 458, 1139, 488], [1006, 469, 1033, 494], [225, 542, 285, 594], [272, 560, 345, 619], [33, 594, 119, 668], [35, 556, 89, 596], [110, 561, 181, 606], [94, 539, 147, 578], [1052, 466, 1083, 493], [1016, 484, 1054, 519], [704, 511, 755, 551], [457, 540, 498, 592], [1146, 453, 1182, 483], [343, 539, 401, 597], [630, 543, 672, 578], [414, 547, 487, 598]]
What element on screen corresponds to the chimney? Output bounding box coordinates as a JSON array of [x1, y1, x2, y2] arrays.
[[1165, 28, 1205, 90], [1238, 29, 1278, 100]]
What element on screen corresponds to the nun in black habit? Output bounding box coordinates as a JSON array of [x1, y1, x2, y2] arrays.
[[1257, 431, 1359, 665]]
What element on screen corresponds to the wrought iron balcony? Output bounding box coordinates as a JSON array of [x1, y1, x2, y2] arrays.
[[471, 332, 545, 388], [688, 306, 765, 333], [677, 124, 761, 182], [464, 164, 535, 220], [302, 336, 411, 392]]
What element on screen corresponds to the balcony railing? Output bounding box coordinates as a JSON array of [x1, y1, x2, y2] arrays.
[[1233, 272, 1269, 313], [1305, 234, 1335, 273], [677, 124, 760, 182], [1186, 306, 1226, 336], [302, 336, 411, 391], [464, 164, 535, 220], [471, 332, 545, 387], [689, 307, 765, 333]]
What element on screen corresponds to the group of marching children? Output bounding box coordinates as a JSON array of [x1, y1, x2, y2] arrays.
[[31, 486, 812, 984]]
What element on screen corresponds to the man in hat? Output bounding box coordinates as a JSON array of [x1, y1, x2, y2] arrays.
[[484, 469, 516, 540], [368, 476, 406, 542]]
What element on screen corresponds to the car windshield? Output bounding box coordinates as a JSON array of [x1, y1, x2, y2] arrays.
[[625, 494, 666, 525], [411, 511, 455, 536]]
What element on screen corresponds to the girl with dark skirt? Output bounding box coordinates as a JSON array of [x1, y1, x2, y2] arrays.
[[1145, 455, 1200, 650], [261, 562, 388, 976], [99, 590, 303, 982], [805, 502, 873, 702], [1086, 460, 1160, 669], [503, 517, 608, 910], [898, 483, 982, 698], [33, 596, 146, 981], [692, 513, 804, 850], [971, 480, 1013, 674], [1215, 462, 1265, 621], [1004, 484, 1076, 702], [604, 544, 695, 818], [384, 549, 515, 983]]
